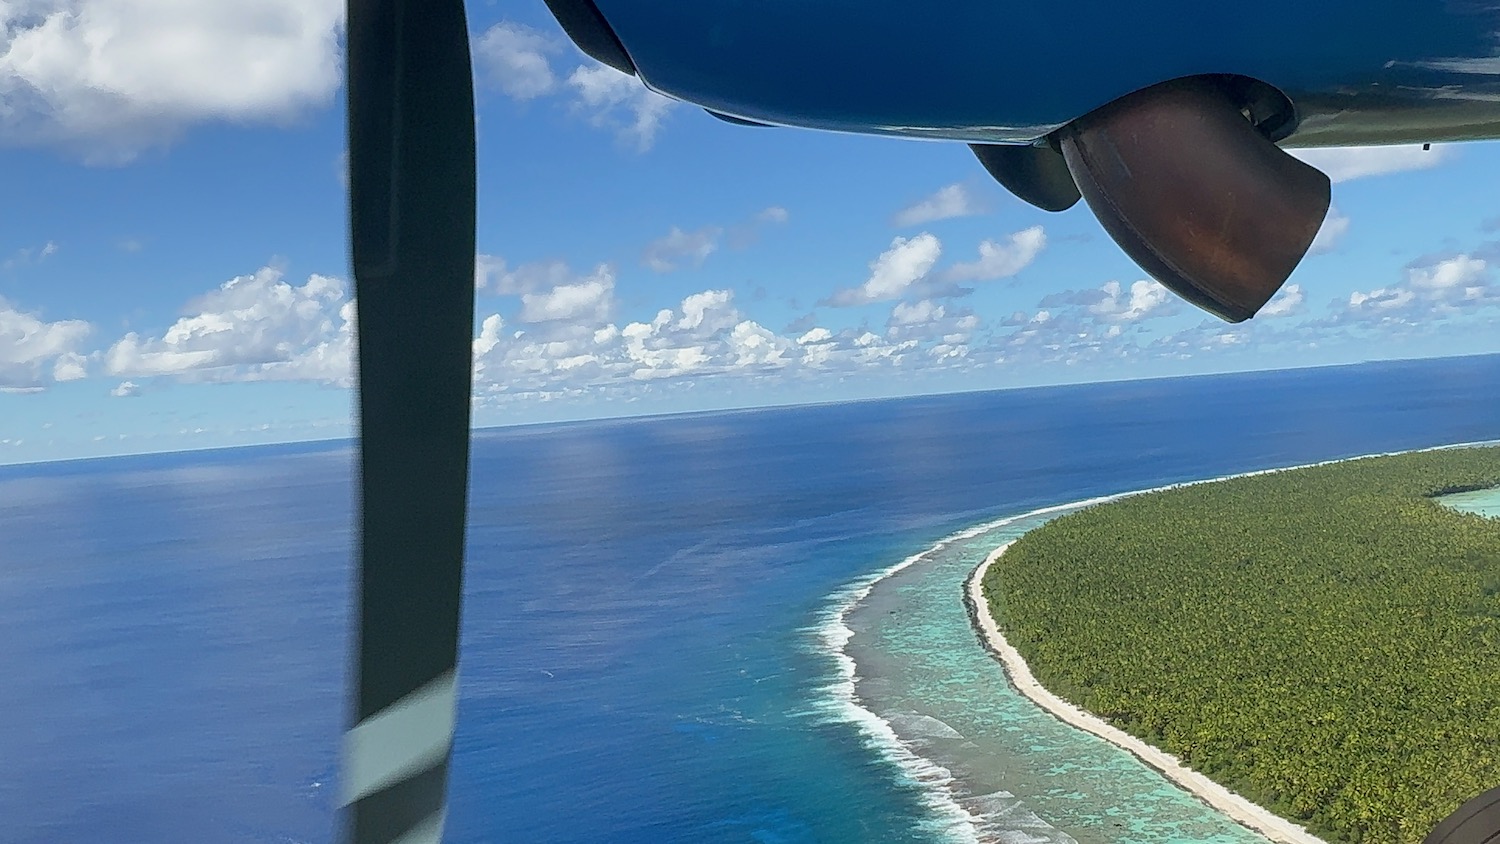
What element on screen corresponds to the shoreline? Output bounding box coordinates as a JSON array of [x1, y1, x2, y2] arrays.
[[954, 437, 1500, 842], [832, 438, 1498, 842], [965, 545, 1327, 844]]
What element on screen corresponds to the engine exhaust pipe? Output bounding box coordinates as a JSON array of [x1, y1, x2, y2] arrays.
[[1059, 77, 1330, 323]]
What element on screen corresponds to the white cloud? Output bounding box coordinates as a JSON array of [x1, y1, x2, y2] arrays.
[[1290, 144, 1449, 183], [893, 184, 983, 227], [827, 233, 942, 306], [475, 22, 560, 100], [945, 226, 1046, 282], [469, 244, 1500, 404], [727, 320, 790, 367], [456, 241, 1500, 399], [103, 266, 353, 384], [1089, 279, 1174, 323], [518, 265, 615, 323], [1330, 254, 1495, 327], [475, 253, 509, 291], [3, 239, 59, 269], [1141, 319, 1275, 360], [1408, 255, 1486, 293], [643, 226, 721, 272], [110, 380, 140, 397], [1030, 279, 1178, 332], [1259, 284, 1306, 318], [1346, 286, 1418, 314], [566, 63, 676, 152], [1308, 207, 1350, 255], [890, 300, 945, 326], [0, 0, 344, 161], [52, 351, 86, 381], [272, 298, 354, 383], [676, 290, 737, 332], [473, 313, 504, 359], [469, 284, 962, 403], [480, 257, 606, 297], [472, 21, 682, 151], [885, 301, 981, 352], [0, 296, 91, 387], [757, 206, 789, 225]]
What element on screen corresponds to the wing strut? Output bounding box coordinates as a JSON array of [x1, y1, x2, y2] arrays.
[[341, 0, 477, 841]]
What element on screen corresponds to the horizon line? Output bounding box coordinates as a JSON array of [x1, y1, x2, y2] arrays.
[[4, 350, 1497, 470]]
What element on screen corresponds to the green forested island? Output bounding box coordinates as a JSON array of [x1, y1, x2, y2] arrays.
[[982, 446, 1500, 844]]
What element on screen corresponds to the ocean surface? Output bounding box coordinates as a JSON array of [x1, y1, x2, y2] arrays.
[[4, 356, 1500, 844]]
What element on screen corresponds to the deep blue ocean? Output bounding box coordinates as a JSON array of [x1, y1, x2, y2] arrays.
[[4, 356, 1500, 844]]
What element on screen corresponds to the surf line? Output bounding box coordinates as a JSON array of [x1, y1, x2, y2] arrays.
[[815, 519, 1026, 844], [958, 439, 1500, 844], [815, 488, 1187, 842]]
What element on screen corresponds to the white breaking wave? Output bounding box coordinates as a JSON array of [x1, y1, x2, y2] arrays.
[[803, 513, 1085, 844]]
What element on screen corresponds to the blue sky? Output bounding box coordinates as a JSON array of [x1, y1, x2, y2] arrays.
[[3, 1, 1500, 465]]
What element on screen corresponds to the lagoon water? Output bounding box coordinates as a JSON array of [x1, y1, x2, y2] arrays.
[[4, 356, 1500, 843], [1437, 485, 1500, 518]]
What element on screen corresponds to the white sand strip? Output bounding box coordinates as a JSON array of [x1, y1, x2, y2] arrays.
[[966, 542, 1329, 844]]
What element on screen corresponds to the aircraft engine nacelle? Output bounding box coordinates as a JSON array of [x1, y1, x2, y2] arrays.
[[536, 0, 1500, 321]]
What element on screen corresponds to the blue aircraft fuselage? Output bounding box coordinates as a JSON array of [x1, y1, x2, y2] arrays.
[[590, 0, 1500, 148]]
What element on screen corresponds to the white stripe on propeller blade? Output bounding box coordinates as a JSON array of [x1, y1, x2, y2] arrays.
[[342, 670, 458, 806]]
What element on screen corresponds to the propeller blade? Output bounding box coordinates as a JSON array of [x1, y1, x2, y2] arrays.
[[341, 0, 476, 841], [1059, 77, 1330, 323]]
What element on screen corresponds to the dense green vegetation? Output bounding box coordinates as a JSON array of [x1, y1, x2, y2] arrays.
[[983, 447, 1500, 844]]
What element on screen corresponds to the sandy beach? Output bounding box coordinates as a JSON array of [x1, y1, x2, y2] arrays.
[[966, 542, 1329, 844]]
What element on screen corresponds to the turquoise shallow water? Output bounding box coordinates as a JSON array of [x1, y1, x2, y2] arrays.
[[841, 505, 1271, 844], [1436, 485, 1500, 518]]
